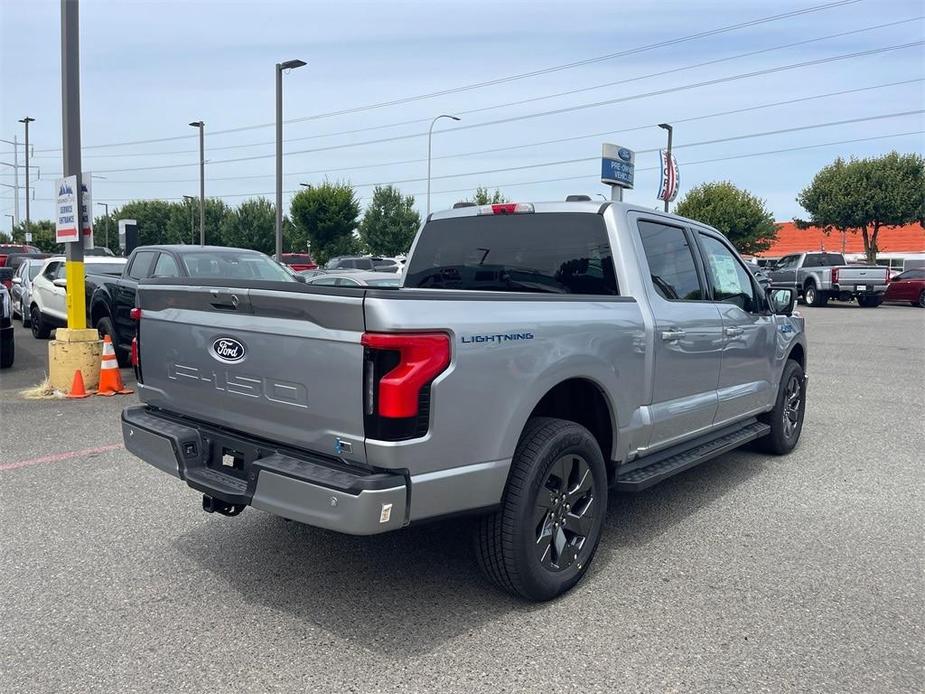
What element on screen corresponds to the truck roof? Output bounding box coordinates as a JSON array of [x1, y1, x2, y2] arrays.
[[427, 200, 708, 228]]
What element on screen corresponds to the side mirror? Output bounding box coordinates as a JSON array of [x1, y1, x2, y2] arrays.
[[768, 287, 796, 316], [293, 274, 307, 283], [11, 277, 21, 285], [53, 278, 68, 288]]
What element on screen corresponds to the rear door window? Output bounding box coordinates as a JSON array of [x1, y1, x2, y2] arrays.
[[636, 220, 704, 301], [404, 212, 618, 294], [152, 253, 180, 278]]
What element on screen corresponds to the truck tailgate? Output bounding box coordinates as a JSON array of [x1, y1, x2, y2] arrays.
[[135, 282, 368, 462], [835, 266, 889, 286]]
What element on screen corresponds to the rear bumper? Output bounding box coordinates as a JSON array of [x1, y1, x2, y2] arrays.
[[121, 405, 408, 535], [831, 283, 888, 294]]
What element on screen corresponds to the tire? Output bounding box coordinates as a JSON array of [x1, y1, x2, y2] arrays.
[[0, 336, 13, 369], [858, 295, 882, 308], [757, 360, 806, 455], [915, 290, 925, 308], [95, 315, 128, 366], [475, 417, 608, 601], [21, 300, 30, 327], [804, 284, 827, 307], [30, 305, 51, 339]]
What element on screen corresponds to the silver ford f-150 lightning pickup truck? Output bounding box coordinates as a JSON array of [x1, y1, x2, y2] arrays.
[[122, 200, 807, 601]]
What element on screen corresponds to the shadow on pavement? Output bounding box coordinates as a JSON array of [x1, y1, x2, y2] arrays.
[[174, 448, 768, 657]]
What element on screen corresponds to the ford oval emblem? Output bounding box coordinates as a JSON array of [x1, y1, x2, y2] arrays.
[[617, 148, 632, 162], [211, 337, 246, 364]]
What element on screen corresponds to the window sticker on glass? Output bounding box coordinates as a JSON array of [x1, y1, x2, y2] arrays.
[[710, 255, 741, 295]]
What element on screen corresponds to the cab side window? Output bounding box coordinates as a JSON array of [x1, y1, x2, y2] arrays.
[[43, 262, 60, 280], [698, 233, 758, 313], [152, 253, 180, 278], [128, 251, 157, 280], [637, 220, 704, 301]]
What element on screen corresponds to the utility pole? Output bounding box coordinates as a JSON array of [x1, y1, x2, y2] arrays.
[[0, 136, 22, 225], [189, 121, 205, 245], [19, 118, 34, 236], [275, 58, 306, 260]]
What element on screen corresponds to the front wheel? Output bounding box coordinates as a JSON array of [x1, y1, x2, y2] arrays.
[[20, 300, 30, 327], [475, 417, 607, 601], [30, 305, 51, 339], [758, 360, 806, 455]]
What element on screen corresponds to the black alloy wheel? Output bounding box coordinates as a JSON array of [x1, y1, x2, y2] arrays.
[[534, 454, 597, 571]]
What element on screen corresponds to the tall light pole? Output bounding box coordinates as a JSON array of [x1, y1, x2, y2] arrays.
[[19, 117, 34, 236], [426, 114, 460, 217], [182, 195, 196, 244], [189, 121, 205, 245], [658, 123, 673, 213], [96, 202, 108, 248], [275, 58, 307, 260]]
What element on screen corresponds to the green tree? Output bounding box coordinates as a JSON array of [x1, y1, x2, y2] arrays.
[[468, 186, 509, 205], [219, 198, 277, 255], [9, 220, 61, 253], [109, 200, 174, 247], [289, 182, 361, 265], [796, 151, 925, 263], [674, 181, 778, 255], [358, 185, 421, 256]]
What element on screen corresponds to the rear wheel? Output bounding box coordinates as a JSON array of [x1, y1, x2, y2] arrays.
[[758, 360, 806, 455], [916, 290, 925, 308], [857, 295, 882, 308], [30, 305, 51, 339], [20, 299, 30, 327], [804, 284, 827, 307], [476, 417, 607, 601]]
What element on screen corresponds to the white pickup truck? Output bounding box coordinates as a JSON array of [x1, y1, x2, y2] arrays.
[[122, 200, 808, 600]]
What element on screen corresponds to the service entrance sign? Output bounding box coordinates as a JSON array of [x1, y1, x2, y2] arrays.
[[55, 175, 79, 243], [80, 174, 93, 248], [601, 143, 635, 189]]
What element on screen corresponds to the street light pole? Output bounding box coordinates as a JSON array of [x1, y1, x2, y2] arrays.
[[19, 117, 34, 236], [189, 121, 205, 245], [275, 58, 307, 260], [426, 114, 460, 217], [658, 123, 673, 213], [182, 195, 196, 244], [96, 202, 108, 248]]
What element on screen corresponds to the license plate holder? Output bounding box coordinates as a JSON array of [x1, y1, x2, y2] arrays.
[[855, 285, 866, 292]]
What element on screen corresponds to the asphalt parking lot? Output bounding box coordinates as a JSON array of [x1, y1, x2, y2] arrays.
[[1, 304, 923, 693]]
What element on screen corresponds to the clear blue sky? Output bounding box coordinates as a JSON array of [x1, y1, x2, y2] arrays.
[[1, 0, 923, 228]]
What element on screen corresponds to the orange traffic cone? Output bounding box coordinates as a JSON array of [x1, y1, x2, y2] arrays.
[[67, 369, 91, 399], [97, 335, 134, 396]]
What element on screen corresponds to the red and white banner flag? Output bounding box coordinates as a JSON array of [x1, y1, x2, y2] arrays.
[[657, 150, 680, 203]]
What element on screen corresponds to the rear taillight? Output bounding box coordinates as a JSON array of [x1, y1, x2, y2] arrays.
[[130, 308, 142, 380], [130, 337, 139, 367], [477, 202, 534, 215], [361, 332, 451, 441], [130, 308, 142, 321], [831, 267, 839, 285]]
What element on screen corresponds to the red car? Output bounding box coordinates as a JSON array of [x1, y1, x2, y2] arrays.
[[279, 253, 317, 271], [882, 268, 925, 308], [0, 244, 40, 267]]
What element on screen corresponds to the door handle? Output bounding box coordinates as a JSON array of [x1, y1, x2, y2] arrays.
[[725, 326, 744, 337], [660, 328, 685, 342]]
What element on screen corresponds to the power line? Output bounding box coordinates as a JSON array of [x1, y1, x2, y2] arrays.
[[31, 0, 865, 153], [34, 15, 920, 161], [73, 40, 923, 175], [102, 78, 925, 184]]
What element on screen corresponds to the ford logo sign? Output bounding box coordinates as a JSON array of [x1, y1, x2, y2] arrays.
[[211, 337, 246, 364], [617, 148, 632, 162]]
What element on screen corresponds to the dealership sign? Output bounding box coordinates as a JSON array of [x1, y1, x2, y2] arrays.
[[601, 143, 635, 189]]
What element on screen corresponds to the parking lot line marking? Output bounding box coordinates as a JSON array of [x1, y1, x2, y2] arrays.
[[0, 444, 124, 472]]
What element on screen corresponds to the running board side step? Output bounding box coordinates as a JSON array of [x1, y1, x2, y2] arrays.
[[615, 422, 770, 491]]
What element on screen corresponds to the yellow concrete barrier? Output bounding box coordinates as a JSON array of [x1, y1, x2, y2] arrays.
[[48, 328, 101, 393]]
